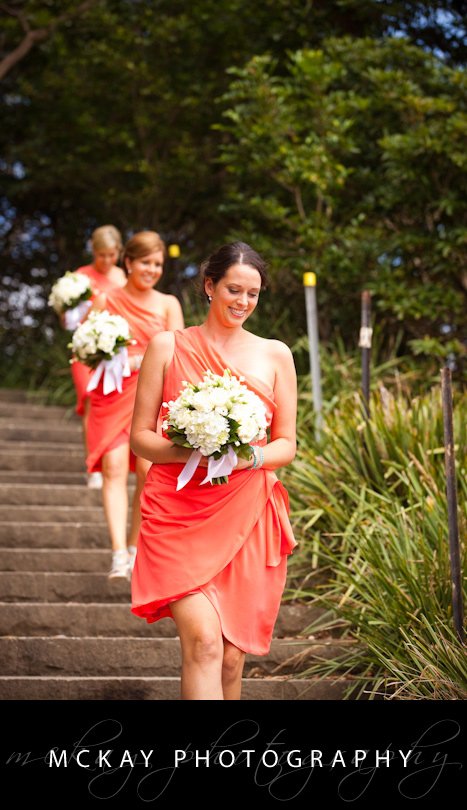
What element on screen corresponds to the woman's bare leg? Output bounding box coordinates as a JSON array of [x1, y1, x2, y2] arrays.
[[222, 639, 246, 700], [101, 443, 129, 551], [128, 456, 151, 548], [170, 592, 224, 700]]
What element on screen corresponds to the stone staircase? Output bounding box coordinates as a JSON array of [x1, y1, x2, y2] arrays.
[[0, 389, 352, 700]]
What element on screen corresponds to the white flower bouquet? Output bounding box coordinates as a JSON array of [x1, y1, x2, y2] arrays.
[[48, 271, 93, 330], [68, 310, 134, 395], [162, 369, 268, 489]]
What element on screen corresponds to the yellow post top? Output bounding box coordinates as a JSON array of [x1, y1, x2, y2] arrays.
[[168, 244, 181, 258], [303, 272, 316, 287]]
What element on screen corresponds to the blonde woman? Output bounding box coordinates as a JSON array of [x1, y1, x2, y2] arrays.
[[67, 225, 126, 488]]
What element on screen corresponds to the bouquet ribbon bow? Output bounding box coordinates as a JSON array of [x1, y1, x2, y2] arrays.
[[86, 347, 131, 395], [63, 300, 92, 331], [176, 445, 238, 491]]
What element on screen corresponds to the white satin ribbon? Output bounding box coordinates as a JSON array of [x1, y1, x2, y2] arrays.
[[86, 347, 131, 395], [176, 444, 239, 491], [176, 449, 203, 491], [200, 445, 238, 485], [63, 300, 92, 331]]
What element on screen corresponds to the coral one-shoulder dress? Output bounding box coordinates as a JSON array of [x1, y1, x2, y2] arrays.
[[131, 325, 298, 656], [86, 287, 167, 473], [71, 265, 123, 416]]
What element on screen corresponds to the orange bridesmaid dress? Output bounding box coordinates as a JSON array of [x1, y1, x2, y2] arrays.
[[131, 325, 298, 656], [71, 265, 123, 416], [86, 287, 167, 473]]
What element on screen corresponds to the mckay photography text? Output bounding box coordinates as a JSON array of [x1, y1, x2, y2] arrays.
[[5, 717, 462, 802]]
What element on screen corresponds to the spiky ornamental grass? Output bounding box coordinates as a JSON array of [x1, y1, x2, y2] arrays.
[[283, 381, 466, 700]]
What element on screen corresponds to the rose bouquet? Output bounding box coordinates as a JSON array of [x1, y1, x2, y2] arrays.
[[162, 368, 268, 489], [68, 309, 134, 394], [48, 271, 93, 330]]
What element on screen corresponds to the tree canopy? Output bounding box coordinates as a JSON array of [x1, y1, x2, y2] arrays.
[[1, 0, 465, 383]]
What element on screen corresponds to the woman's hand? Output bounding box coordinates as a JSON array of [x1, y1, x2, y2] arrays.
[[234, 454, 254, 471], [196, 451, 254, 471]]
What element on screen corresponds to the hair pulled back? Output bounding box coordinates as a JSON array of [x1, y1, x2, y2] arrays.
[[200, 241, 269, 301], [91, 225, 122, 254], [122, 231, 167, 273]]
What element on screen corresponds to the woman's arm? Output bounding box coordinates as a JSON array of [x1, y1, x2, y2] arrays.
[[130, 331, 196, 465], [244, 340, 297, 471], [165, 294, 185, 331]]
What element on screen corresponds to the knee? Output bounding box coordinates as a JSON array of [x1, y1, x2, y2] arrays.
[[102, 457, 126, 482], [185, 631, 223, 666], [222, 644, 245, 680]]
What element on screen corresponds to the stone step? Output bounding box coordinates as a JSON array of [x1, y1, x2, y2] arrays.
[[0, 602, 322, 638], [0, 440, 82, 452], [0, 549, 112, 572], [0, 505, 102, 522], [0, 448, 85, 472], [0, 425, 82, 443], [0, 636, 348, 677], [0, 571, 131, 602], [0, 389, 32, 403], [0, 403, 75, 421], [0, 471, 89, 485], [0, 675, 351, 700], [0, 484, 134, 506], [0, 522, 109, 547]]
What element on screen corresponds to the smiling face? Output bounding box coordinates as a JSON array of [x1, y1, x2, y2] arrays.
[[93, 248, 120, 273], [205, 263, 262, 327], [125, 250, 164, 290]]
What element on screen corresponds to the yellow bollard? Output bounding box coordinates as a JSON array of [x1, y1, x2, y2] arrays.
[[168, 244, 181, 259], [303, 272, 322, 439]]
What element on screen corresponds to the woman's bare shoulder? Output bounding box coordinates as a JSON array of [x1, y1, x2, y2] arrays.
[[147, 329, 176, 352], [247, 332, 294, 360], [113, 267, 127, 286]]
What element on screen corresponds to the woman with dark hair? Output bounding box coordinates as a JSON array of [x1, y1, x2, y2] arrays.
[[130, 241, 298, 700], [86, 230, 184, 578]]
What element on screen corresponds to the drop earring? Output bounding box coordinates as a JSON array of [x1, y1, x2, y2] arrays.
[[208, 295, 212, 303]]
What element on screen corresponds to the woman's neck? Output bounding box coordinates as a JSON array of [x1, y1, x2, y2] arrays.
[[124, 280, 157, 301], [199, 314, 245, 347], [92, 263, 111, 276]]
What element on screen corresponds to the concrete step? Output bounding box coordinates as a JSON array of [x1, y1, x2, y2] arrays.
[[0, 389, 32, 403], [0, 448, 85, 472], [0, 425, 82, 443], [0, 572, 131, 602], [0, 675, 352, 700], [0, 484, 134, 506], [0, 636, 349, 677], [0, 505, 103, 522], [0, 471, 89, 485], [0, 403, 75, 421], [0, 484, 102, 507], [0, 549, 112, 572], [0, 522, 109, 547], [0, 602, 323, 638]]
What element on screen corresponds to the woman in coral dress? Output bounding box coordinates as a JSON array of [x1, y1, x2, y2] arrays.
[[66, 225, 126, 487], [130, 241, 298, 700], [86, 231, 185, 579]]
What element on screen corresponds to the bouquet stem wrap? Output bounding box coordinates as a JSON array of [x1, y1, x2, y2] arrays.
[[63, 300, 92, 331], [176, 445, 239, 491], [86, 347, 131, 395]]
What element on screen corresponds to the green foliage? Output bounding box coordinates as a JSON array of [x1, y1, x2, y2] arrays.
[[283, 378, 467, 699], [217, 37, 467, 350]]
